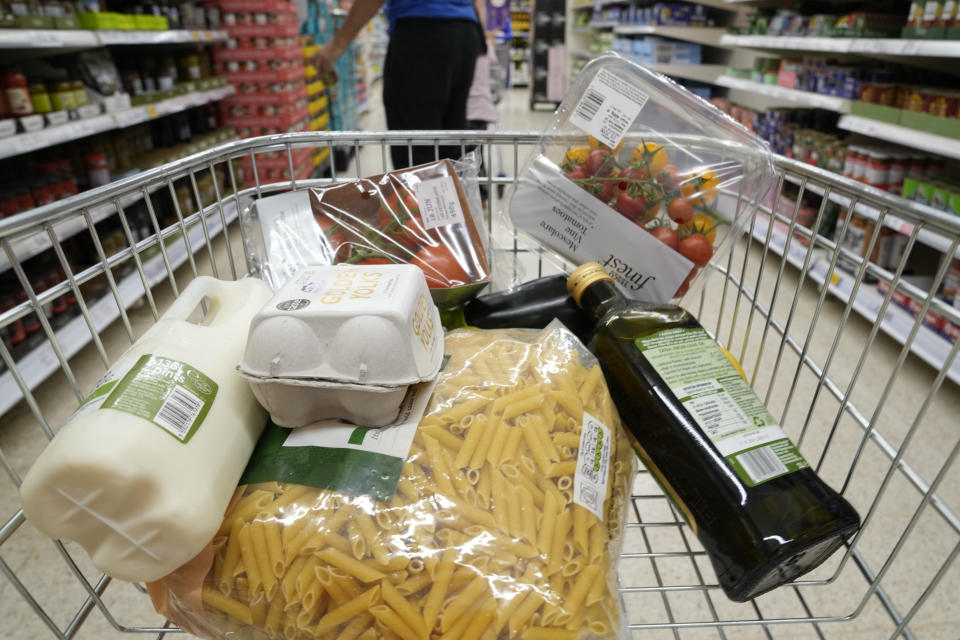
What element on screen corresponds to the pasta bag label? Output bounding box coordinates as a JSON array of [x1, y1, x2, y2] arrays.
[[239, 369, 442, 501], [574, 412, 613, 520]]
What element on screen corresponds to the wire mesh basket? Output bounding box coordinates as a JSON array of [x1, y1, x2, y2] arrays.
[[0, 131, 958, 640]]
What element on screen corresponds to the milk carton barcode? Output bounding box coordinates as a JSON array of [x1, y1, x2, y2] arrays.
[[155, 386, 204, 440], [738, 446, 788, 484], [576, 90, 605, 122]]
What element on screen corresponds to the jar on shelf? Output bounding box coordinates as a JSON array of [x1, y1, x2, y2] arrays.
[[71, 80, 87, 107], [29, 82, 52, 114], [2, 70, 34, 117], [85, 152, 111, 188]]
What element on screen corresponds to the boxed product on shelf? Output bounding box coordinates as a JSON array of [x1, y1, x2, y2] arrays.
[[628, 38, 701, 65], [625, 3, 709, 27]]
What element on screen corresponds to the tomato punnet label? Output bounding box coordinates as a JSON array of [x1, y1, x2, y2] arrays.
[[569, 68, 649, 151], [513, 155, 693, 302], [415, 175, 467, 231]]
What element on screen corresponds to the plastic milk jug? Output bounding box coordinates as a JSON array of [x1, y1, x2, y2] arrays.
[[20, 276, 273, 582]]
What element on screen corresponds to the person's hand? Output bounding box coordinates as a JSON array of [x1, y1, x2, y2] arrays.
[[312, 42, 343, 79]]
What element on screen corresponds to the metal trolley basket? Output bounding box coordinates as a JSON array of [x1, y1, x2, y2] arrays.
[[0, 131, 958, 640]]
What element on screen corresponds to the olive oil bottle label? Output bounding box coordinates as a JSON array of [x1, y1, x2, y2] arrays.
[[636, 328, 809, 486]]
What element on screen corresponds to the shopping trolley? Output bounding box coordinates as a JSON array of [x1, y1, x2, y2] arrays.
[[0, 131, 958, 640]]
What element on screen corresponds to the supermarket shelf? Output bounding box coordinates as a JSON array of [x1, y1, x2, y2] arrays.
[[720, 34, 960, 58], [0, 28, 227, 49], [837, 115, 960, 161], [0, 201, 239, 418], [587, 20, 620, 29], [0, 28, 98, 48], [752, 213, 960, 386], [716, 75, 852, 113], [97, 29, 228, 45], [0, 85, 235, 161], [783, 173, 960, 260], [647, 63, 727, 84], [613, 25, 727, 47]]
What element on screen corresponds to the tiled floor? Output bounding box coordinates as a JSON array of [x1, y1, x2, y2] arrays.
[[0, 83, 957, 640]]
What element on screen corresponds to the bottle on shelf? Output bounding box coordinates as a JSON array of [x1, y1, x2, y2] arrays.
[[567, 262, 861, 602]]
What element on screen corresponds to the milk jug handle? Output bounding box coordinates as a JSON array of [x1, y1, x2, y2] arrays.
[[163, 276, 264, 327]]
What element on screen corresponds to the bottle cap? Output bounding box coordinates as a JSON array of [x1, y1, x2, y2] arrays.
[[567, 262, 614, 308]]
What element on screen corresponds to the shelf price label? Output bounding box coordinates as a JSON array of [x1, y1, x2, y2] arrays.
[[33, 30, 60, 47], [146, 105, 159, 118]]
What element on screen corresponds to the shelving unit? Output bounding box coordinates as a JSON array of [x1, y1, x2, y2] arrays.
[[613, 25, 727, 47], [0, 84, 235, 161], [716, 75, 852, 112], [0, 28, 227, 49], [0, 201, 239, 417], [720, 34, 960, 58], [837, 115, 960, 161], [751, 213, 960, 386]]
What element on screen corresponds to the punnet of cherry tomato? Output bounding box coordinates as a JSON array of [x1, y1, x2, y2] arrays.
[[561, 136, 726, 297], [308, 159, 490, 299]]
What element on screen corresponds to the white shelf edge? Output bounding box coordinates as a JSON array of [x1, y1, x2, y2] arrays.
[[719, 34, 960, 58], [0, 85, 235, 161], [837, 115, 960, 161], [716, 75, 852, 113], [0, 201, 239, 418], [646, 63, 728, 85], [751, 214, 960, 386], [783, 173, 960, 260], [0, 28, 227, 49]]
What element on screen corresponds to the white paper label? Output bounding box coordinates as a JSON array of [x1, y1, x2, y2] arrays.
[[569, 68, 648, 150], [283, 376, 439, 457], [574, 412, 612, 520], [511, 155, 693, 302], [415, 176, 466, 230], [254, 190, 330, 289]]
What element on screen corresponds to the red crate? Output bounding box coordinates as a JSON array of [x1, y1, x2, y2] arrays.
[[226, 22, 299, 38], [223, 66, 304, 84], [225, 84, 308, 105], [214, 45, 303, 62]]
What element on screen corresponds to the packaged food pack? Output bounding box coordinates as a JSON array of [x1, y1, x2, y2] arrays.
[[149, 322, 635, 640], [241, 155, 490, 308], [509, 53, 775, 302]]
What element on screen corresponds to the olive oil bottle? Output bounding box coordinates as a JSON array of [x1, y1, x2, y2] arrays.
[[568, 263, 860, 602]]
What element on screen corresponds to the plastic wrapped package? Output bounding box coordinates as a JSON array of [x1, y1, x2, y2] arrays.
[[509, 53, 776, 302], [241, 154, 490, 308], [149, 322, 636, 640]]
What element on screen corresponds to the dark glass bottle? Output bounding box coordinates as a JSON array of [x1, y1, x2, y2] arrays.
[[441, 275, 594, 344], [568, 262, 861, 602]]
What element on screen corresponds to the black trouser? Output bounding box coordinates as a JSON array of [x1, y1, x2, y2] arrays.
[[382, 17, 482, 170]]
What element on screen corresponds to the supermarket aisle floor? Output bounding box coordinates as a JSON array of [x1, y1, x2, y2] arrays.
[[0, 85, 957, 640]]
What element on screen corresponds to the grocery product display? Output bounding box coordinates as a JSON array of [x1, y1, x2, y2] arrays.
[[530, 0, 566, 107], [568, 262, 861, 601], [20, 276, 272, 582], [152, 323, 636, 640]]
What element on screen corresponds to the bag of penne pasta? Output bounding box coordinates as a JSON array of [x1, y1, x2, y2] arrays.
[[148, 322, 636, 640]]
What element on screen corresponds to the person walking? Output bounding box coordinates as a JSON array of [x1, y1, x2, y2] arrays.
[[313, 0, 485, 170]]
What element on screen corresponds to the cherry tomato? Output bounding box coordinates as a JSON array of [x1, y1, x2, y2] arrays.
[[675, 268, 698, 297], [380, 187, 429, 252], [619, 165, 649, 182], [657, 164, 681, 190], [565, 165, 590, 181], [630, 142, 668, 175], [678, 233, 714, 267], [599, 179, 618, 204], [564, 146, 591, 166], [667, 198, 694, 225], [649, 226, 679, 250], [315, 214, 351, 262], [614, 191, 647, 221], [587, 149, 615, 177], [412, 244, 470, 288], [680, 213, 719, 243]]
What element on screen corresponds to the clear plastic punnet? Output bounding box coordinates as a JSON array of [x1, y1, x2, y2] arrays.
[[509, 53, 776, 302]]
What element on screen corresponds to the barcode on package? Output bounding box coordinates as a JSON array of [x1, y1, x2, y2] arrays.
[[154, 385, 204, 440], [569, 68, 649, 151], [737, 446, 788, 484], [575, 89, 605, 122], [573, 412, 612, 520]]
